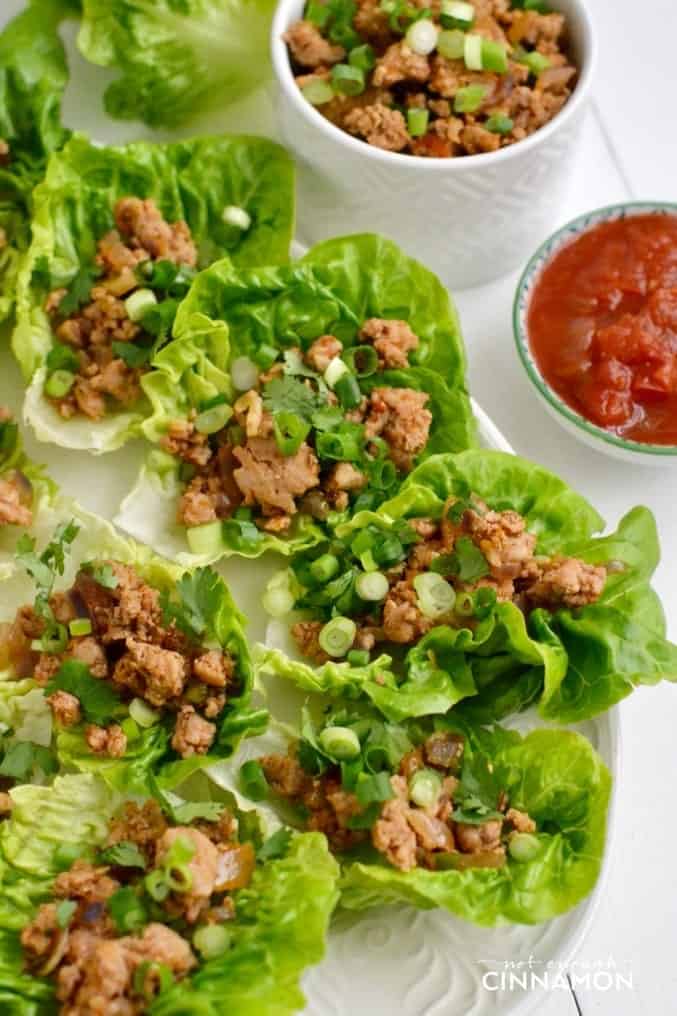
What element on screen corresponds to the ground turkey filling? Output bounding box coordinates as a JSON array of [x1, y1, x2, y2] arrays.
[[262, 729, 534, 871], [20, 800, 254, 1015], [0, 408, 33, 527], [163, 319, 433, 534], [292, 496, 607, 662], [45, 197, 197, 421], [2, 561, 237, 759], [284, 0, 576, 156]]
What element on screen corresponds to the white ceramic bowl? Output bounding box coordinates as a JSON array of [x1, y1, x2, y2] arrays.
[[271, 0, 596, 290], [514, 202, 677, 466]]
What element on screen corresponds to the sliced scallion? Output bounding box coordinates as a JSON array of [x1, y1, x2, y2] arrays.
[[45, 369, 75, 399], [454, 83, 487, 113], [455, 590, 475, 617], [239, 759, 269, 801], [68, 618, 92, 638], [407, 108, 429, 137], [129, 697, 160, 728], [273, 412, 311, 456], [310, 553, 340, 583], [324, 356, 349, 388], [514, 46, 550, 75], [195, 403, 232, 435], [124, 288, 157, 323], [331, 63, 365, 96], [485, 113, 514, 134], [481, 37, 508, 73], [405, 18, 438, 55], [193, 924, 232, 959], [301, 79, 335, 106], [343, 344, 378, 377], [413, 572, 456, 618], [349, 44, 376, 71], [437, 29, 465, 60], [440, 0, 475, 29], [319, 725, 361, 760], [262, 570, 296, 618], [355, 570, 389, 602], [231, 356, 259, 391], [334, 372, 362, 409], [508, 832, 541, 863], [409, 767, 443, 808], [463, 32, 483, 70], [318, 616, 356, 658], [347, 649, 370, 666]]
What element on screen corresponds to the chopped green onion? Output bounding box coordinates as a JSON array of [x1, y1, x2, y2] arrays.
[[124, 288, 157, 323], [407, 108, 429, 137], [185, 520, 225, 558], [355, 570, 389, 602], [254, 343, 279, 370], [514, 46, 550, 75], [222, 206, 251, 231], [355, 770, 394, 805], [413, 573, 456, 618], [68, 618, 92, 637], [409, 768, 442, 808], [231, 356, 259, 391], [347, 649, 370, 666], [331, 63, 365, 96], [368, 457, 397, 490], [405, 18, 438, 55], [310, 553, 340, 583], [306, 0, 330, 27], [108, 886, 147, 933], [133, 961, 174, 1002], [508, 832, 541, 862], [351, 530, 374, 555], [195, 403, 232, 435], [32, 623, 68, 655], [481, 37, 508, 73], [463, 33, 483, 70], [129, 697, 160, 728], [485, 113, 514, 134], [359, 548, 378, 573], [440, 0, 474, 28], [324, 356, 349, 388], [319, 725, 361, 761], [54, 842, 81, 870], [343, 345, 378, 377], [455, 590, 475, 616], [334, 372, 362, 409], [45, 369, 75, 399], [121, 716, 140, 742], [454, 83, 487, 113], [193, 924, 232, 959], [239, 759, 269, 801], [473, 585, 497, 618], [437, 29, 465, 60], [273, 411, 311, 456], [373, 534, 405, 567], [318, 616, 356, 658], [56, 899, 76, 928], [349, 44, 376, 70], [301, 79, 335, 106], [164, 862, 193, 893], [316, 428, 363, 461]]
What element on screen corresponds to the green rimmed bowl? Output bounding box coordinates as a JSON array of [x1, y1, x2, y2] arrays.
[[513, 202, 677, 466]]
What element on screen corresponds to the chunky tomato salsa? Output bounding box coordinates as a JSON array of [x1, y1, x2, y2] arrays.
[[527, 213, 677, 445]]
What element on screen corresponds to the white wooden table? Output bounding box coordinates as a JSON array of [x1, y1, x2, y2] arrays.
[[1, 2, 675, 1014]]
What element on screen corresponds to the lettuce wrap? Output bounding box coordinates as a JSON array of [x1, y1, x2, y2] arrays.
[[116, 234, 476, 565], [0, 494, 267, 795], [256, 450, 677, 724], [78, 0, 277, 128], [12, 132, 295, 453], [0, 411, 55, 579], [218, 706, 611, 926], [0, 773, 339, 1015], [0, 0, 76, 324]]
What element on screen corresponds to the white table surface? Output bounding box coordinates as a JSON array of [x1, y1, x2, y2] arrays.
[[2, 2, 676, 1014]]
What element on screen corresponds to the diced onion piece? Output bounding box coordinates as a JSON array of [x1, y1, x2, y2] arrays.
[[222, 205, 251, 231], [437, 29, 465, 60], [318, 616, 356, 658], [355, 571, 389, 601], [129, 697, 161, 728], [409, 768, 442, 808], [463, 32, 483, 70], [301, 78, 335, 106], [231, 355, 259, 391], [124, 288, 157, 322], [413, 572, 456, 618], [405, 18, 439, 56], [194, 403, 232, 435], [324, 356, 349, 388], [319, 725, 361, 760]]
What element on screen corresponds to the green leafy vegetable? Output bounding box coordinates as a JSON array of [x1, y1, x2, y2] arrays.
[[0, 741, 57, 780], [263, 376, 322, 422], [452, 536, 490, 582], [108, 886, 148, 933], [82, 561, 120, 589], [15, 520, 80, 651], [99, 841, 147, 870], [161, 566, 227, 642], [112, 341, 153, 368], [257, 827, 293, 862], [45, 660, 122, 726], [57, 264, 102, 318]]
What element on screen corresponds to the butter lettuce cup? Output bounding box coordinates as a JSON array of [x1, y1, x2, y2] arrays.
[[0, 773, 339, 1015], [12, 133, 294, 455], [272, 0, 596, 289], [116, 234, 475, 566], [514, 202, 677, 465]]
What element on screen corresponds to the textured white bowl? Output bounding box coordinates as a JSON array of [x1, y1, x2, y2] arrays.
[[271, 0, 596, 290], [514, 202, 677, 465]]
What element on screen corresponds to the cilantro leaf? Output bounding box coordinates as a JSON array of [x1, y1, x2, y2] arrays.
[[45, 660, 122, 726], [58, 264, 102, 318], [100, 841, 147, 870], [81, 561, 119, 589], [151, 782, 225, 825], [108, 886, 148, 934], [0, 742, 57, 780], [46, 342, 80, 374], [111, 341, 152, 368], [262, 376, 322, 423], [161, 566, 225, 642], [56, 900, 77, 929], [454, 537, 490, 582], [257, 827, 292, 862], [15, 521, 80, 652]]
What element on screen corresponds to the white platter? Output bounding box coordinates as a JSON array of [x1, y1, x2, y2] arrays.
[[0, 4, 618, 1012]]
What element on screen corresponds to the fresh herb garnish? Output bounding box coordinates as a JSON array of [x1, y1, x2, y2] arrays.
[[257, 827, 292, 862], [81, 561, 119, 589], [160, 566, 225, 642], [45, 659, 122, 726], [16, 521, 80, 652], [100, 841, 147, 870], [46, 342, 80, 374], [0, 741, 57, 780], [453, 537, 490, 582], [108, 886, 148, 933], [355, 770, 394, 805], [112, 341, 152, 368], [58, 264, 102, 318], [262, 375, 322, 423]]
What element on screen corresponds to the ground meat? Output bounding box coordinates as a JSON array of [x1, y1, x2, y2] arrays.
[[283, 20, 345, 68], [192, 650, 233, 689], [454, 818, 504, 854], [260, 753, 311, 798], [382, 578, 435, 643], [507, 10, 565, 50], [461, 123, 501, 154], [54, 861, 119, 904], [96, 230, 147, 277], [233, 437, 320, 516], [70, 636, 109, 679], [90, 359, 142, 406], [359, 318, 420, 368], [505, 808, 536, 834], [161, 416, 212, 468], [406, 809, 454, 852], [171, 705, 216, 758], [47, 690, 81, 727], [372, 42, 430, 88], [134, 922, 196, 976], [305, 335, 343, 373], [178, 475, 224, 526], [524, 556, 606, 609], [364, 387, 432, 470], [0, 476, 33, 527], [429, 56, 497, 102], [424, 731, 465, 771], [291, 620, 329, 663], [156, 827, 218, 922], [107, 800, 168, 860], [21, 903, 62, 968], [353, 0, 393, 48], [115, 197, 197, 267], [325, 462, 367, 507], [344, 104, 410, 152], [75, 563, 162, 645], [112, 638, 187, 707], [85, 724, 128, 758], [463, 506, 537, 581], [372, 788, 418, 871], [0, 791, 13, 816]]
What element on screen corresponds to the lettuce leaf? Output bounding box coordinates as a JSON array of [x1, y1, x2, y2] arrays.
[[0, 419, 56, 579], [0, 773, 339, 1016], [117, 235, 475, 562], [12, 132, 294, 453], [78, 0, 277, 128], [0, 490, 266, 793], [0, 0, 76, 324]]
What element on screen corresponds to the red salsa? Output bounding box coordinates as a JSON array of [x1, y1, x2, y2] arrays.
[[527, 213, 677, 445]]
